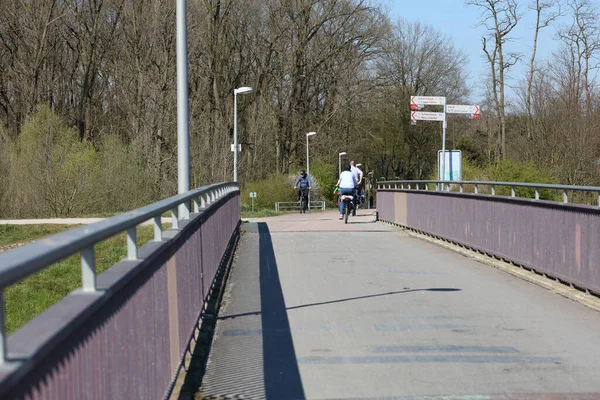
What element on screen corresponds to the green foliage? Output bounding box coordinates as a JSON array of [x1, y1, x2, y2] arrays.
[[241, 174, 296, 211], [309, 158, 338, 206], [7, 104, 102, 217], [488, 160, 559, 200], [427, 158, 560, 201], [97, 135, 155, 212]]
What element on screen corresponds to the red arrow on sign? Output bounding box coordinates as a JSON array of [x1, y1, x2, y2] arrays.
[[475, 106, 480, 115], [410, 104, 419, 111]]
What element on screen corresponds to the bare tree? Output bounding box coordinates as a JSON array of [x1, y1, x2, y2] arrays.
[[526, 0, 560, 139], [467, 0, 520, 160], [558, 0, 600, 117]]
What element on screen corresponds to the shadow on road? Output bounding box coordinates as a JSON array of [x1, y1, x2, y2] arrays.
[[218, 288, 462, 321], [258, 222, 305, 399]]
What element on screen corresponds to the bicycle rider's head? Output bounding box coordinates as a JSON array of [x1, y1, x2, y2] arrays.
[[299, 170, 306, 176], [343, 164, 351, 172]]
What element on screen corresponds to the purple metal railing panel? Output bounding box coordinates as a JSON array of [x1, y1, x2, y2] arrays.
[[176, 224, 204, 352], [1, 190, 240, 400], [8, 263, 171, 400], [201, 196, 238, 299], [376, 191, 395, 223], [378, 190, 600, 295]]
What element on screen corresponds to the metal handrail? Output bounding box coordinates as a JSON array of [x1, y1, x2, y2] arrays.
[[376, 180, 600, 206], [275, 201, 326, 212], [0, 182, 238, 362]]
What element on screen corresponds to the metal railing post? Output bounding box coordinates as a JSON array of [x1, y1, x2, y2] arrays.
[[563, 190, 568, 203], [127, 227, 137, 260], [535, 188, 540, 200], [511, 187, 516, 197], [81, 247, 96, 292], [193, 197, 199, 213], [172, 208, 179, 229], [492, 185, 495, 196], [154, 216, 162, 241], [474, 184, 478, 194], [459, 184, 463, 193]]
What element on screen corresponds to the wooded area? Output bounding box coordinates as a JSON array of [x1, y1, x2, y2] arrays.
[[1, 0, 599, 217]]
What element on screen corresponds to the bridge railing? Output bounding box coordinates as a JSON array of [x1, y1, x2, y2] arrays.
[[0, 182, 240, 399], [377, 180, 600, 296], [275, 201, 326, 212], [377, 180, 600, 205]]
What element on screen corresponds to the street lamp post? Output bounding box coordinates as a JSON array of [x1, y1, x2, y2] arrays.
[[233, 86, 253, 182], [306, 132, 317, 176], [338, 152, 347, 175], [176, 0, 190, 218]]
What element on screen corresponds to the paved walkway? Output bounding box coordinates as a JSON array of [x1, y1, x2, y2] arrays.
[[198, 210, 600, 399]]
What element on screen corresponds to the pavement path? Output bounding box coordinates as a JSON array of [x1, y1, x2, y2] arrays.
[[197, 210, 600, 400]]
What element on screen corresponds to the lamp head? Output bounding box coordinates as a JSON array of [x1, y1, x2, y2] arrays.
[[234, 86, 253, 95]]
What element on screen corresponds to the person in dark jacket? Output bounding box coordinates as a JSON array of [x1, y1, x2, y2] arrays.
[[293, 170, 312, 213]]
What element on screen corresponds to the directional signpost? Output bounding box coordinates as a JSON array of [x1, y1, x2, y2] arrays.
[[410, 96, 448, 184], [410, 96, 480, 185], [411, 111, 445, 121]]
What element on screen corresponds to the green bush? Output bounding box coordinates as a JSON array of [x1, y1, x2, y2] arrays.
[[308, 158, 338, 206], [7, 104, 102, 217], [488, 160, 560, 200], [241, 174, 296, 211], [97, 135, 155, 212]]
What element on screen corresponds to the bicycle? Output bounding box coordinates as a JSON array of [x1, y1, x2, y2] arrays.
[[298, 188, 309, 214], [339, 192, 354, 224]]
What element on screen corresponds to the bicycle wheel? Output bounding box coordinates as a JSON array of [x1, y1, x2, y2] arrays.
[[344, 202, 349, 224], [299, 197, 304, 213]]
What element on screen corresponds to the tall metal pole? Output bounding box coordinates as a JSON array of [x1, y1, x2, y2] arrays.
[[176, 0, 190, 217], [306, 135, 310, 176], [233, 91, 238, 182], [441, 101, 447, 190], [339, 155, 341, 176]]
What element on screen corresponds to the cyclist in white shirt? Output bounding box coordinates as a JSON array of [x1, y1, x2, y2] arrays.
[[336, 164, 357, 219], [350, 160, 364, 204]]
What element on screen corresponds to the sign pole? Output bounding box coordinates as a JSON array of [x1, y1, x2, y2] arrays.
[[442, 100, 447, 189]]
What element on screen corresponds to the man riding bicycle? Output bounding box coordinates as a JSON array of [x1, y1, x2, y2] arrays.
[[336, 164, 357, 219], [293, 170, 312, 213], [350, 160, 364, 207]]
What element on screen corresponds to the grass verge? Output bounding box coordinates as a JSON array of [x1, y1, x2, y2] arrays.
[[3, 224, 164, 335], [0, 224, 77, 249]]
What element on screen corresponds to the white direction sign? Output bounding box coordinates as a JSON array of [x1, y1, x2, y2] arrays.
[[412, 111, 445, 121], [410, 96, 446, 106], [447, 104, 480, 114]]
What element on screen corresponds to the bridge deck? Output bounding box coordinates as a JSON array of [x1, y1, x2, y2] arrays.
[[197, 211, 600, 399]]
